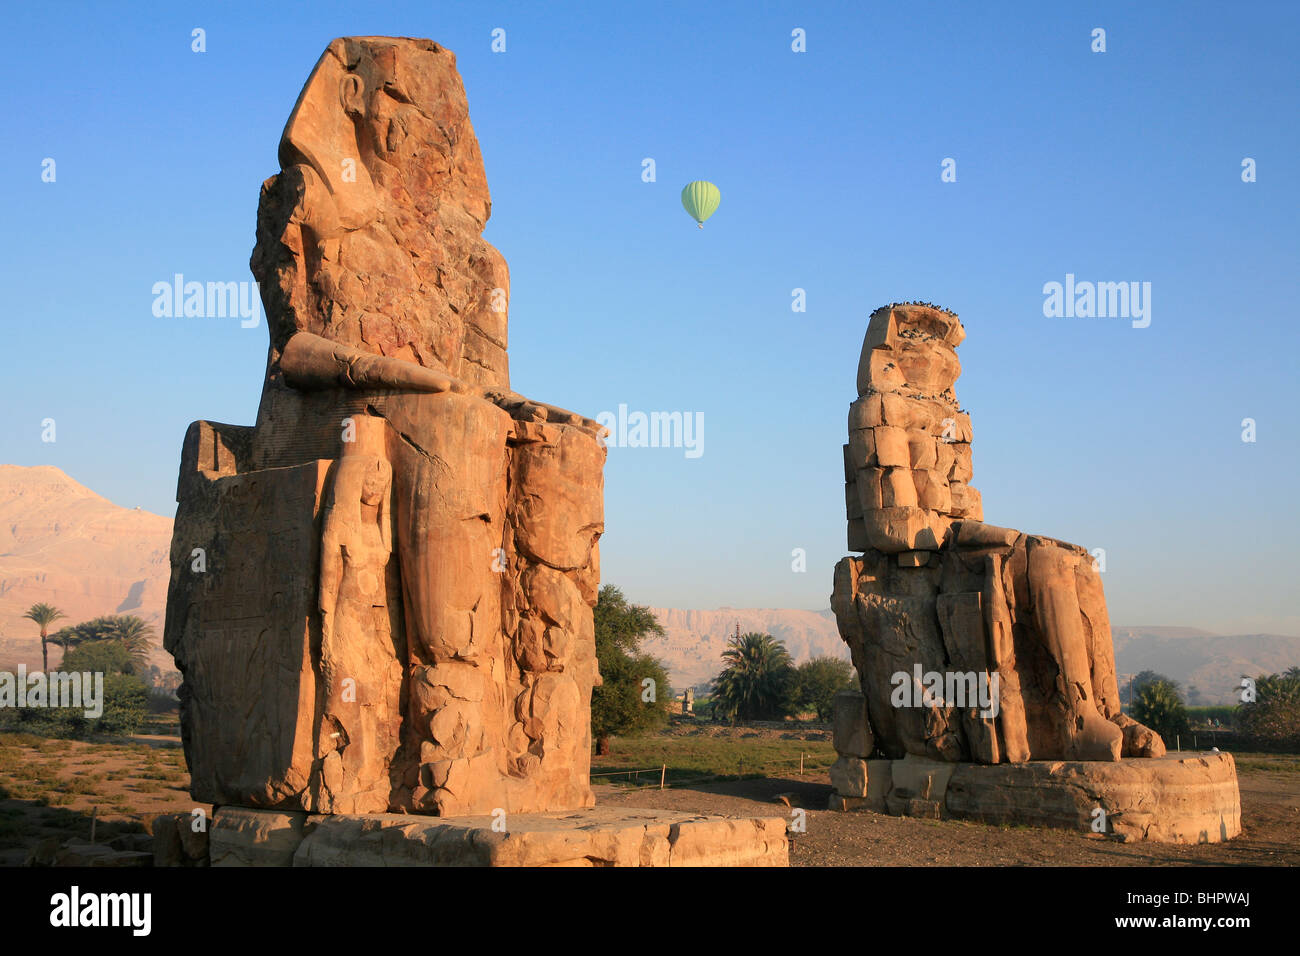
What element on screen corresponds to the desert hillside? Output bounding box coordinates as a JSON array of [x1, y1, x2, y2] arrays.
[[644, 612, 1300, 704], [1112, 627, 1300, 705], [643, 607, 849, 691], [0, 465, 172, 673]]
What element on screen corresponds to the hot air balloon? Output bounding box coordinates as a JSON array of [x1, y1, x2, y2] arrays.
[[680, 180, 721, 228]]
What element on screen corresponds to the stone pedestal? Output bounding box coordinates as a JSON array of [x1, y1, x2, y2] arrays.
[[160, 806, 788, 867], [827, 751, 1242, 844]]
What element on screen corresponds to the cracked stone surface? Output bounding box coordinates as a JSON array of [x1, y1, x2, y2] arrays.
[[164, 37, 605, 817], [832, 304, 1169, 765], [203, 806, 788, 867]]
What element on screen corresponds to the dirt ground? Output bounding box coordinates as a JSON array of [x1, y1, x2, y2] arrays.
[[3, 726, 1296, 866], [0, 733, 199, 866], [596, 763, 1300, 866]]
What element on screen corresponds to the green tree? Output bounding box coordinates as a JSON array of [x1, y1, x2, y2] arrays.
[[96, 673, 150, 736], [1237, 671, 1300, 740], [590, 586, 672, 755], [1131, 679, 1189, 741], [1131, 670, 1177, 690], [61, 640, 136, 675], [2, 641, 149, 739], [21, 603, 66, 671], [792, 656, 855, 721], [710, 632, 795, 722], [50, 615, 155, 673]]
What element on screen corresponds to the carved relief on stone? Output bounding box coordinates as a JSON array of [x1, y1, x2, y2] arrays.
[[315, 414, 403, 812], [165, 37, 605, 817]]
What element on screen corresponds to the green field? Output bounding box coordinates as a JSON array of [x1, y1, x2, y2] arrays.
[[1232, 753, 1300, 774], [592, 735, 836, 788]]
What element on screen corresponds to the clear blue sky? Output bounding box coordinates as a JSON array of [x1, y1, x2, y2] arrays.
[[3, 1, 1297, 635]]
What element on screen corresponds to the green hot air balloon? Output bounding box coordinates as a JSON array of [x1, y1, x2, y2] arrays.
[[680, 180, 721, 228]]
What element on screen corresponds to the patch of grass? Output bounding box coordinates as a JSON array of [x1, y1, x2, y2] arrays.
[[3, 781, 39, 800], [26, 769, 72, 792], [63, 776, 102, 795], [33, 739, 73, 754], [1234, 753, 1300, 774], [9, 763, 45, 781], [592, 735, 837, 787]]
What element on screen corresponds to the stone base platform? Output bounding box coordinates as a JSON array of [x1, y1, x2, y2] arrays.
[[156, 806, 789, 867], [828, 751, 1241, 844]]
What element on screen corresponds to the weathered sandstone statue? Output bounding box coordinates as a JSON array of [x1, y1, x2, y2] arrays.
[[831, 303, 1165, 765], [165, 37, 605, 817]]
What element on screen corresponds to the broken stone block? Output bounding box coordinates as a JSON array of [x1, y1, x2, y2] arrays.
[[828, 794, 871, 812], [881, 468, 918, 508], [865, 759, 893, 811], [908, 432, 938, 470], [848, 427, 876, 467], [210, 808, 309, 867], [873, 426, 910, 468], [912, 469, 952, 513], [848, 393, 882, 430], [830, 757, 870, 797], [286, 808, 788, 866], [855, 467, 884, 511], [831, 688, 873, 757]]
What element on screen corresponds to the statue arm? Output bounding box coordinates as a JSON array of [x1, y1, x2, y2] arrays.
[[281, 331, 462, 394], [281, 331, 605, 438]]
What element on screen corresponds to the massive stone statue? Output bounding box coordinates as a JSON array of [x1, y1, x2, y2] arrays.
[[831, 303, 1165, 765], [165, 37, 605, 817]]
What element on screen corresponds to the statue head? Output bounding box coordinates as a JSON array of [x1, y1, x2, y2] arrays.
[[253, 37, 510, 388]]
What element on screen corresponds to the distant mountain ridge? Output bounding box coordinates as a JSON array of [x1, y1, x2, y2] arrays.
[[0, 465, 1295, 705], [0, 465, 172, 673], [1111, 627, 1300, 705], [644, 606, 849, 691], [643, 611, 1300, 704]]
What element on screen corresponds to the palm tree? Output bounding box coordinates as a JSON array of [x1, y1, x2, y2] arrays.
[[108, 615, 155, 674], [46, 614, 156, 674], [1238, 671, 1300, 739], [1131, 679, 1189, 741], [22, 603, 66, 671], [710, 632, 794, 722]]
